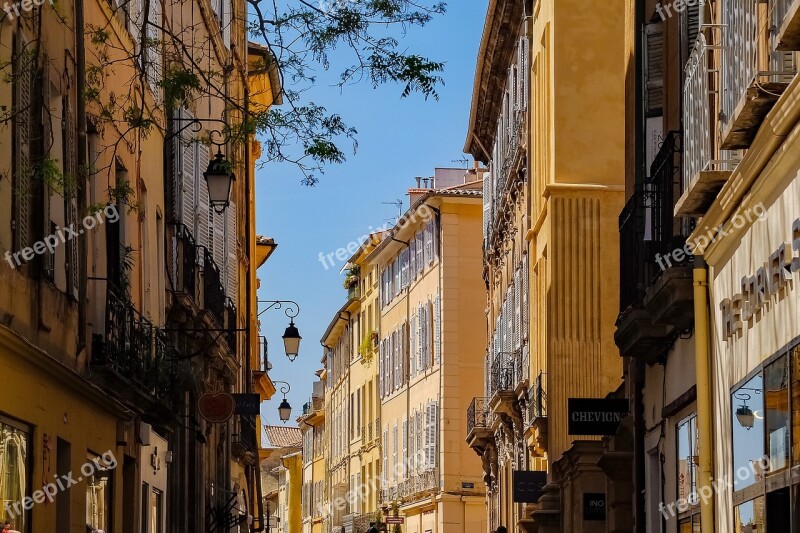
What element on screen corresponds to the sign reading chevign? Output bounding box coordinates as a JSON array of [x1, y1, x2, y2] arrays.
[[567, 398, 628, 436]]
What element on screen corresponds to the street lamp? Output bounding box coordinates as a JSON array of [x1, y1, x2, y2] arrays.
[[259, 300, 302, 362], [282, 320, 302, 362], [734, 392, 756, 430], [273, 381, 292, 423], [204, 150, 235, 213]]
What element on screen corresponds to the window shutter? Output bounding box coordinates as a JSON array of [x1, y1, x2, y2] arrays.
[[64, 96, 79, 297], [434, 294, 441, 364], [401, 419, 407, 480], [384, 337, 390, 395], [483, 172, 492, 243], [416, 232, 424, 275], [416, 410, 423, 470], [425, 402, 434, 469], [392, 423, 398, 480], [410, 237, 416, 280], [417, 304, 424, 372], [644, 23, 664, 115], [410, 313, 417, 377], [379, 339, 384, 397], [14, 33, 33, 251], [684, 1, 699, 58], [515, 269, 522, 349], [409, 412, 416, 474], [145, 0, 162, 98], [523, 257, 530, 338], [225, 201, 237, 298], [177, 109, 197, 234], [383, 429, 388, 474], [129, 0, 143, 45], [222, 0, 231, 48]]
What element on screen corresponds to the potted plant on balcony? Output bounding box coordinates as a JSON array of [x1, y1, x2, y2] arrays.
[[343, 265, 360, 290], [359, 334, 375, 364]]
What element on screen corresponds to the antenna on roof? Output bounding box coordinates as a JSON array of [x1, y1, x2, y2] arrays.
[[382, 199, 403, 220], [452, 156, 469, 169]]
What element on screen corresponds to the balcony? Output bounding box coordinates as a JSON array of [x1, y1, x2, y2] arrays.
[[168, 223, 198, 303], [399, 470, 438, 499], [527, 373, 548, 457], [616, 133, 694, 361], [678, 34, 734, 218], [201, 246, 226, 327], [91, 288, 177, 415], [777, 0, 800, 50], [720, 0, 796, 150], [466, 397, 493, 455]]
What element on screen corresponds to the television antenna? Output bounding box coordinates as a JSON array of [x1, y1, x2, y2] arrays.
[[452, 156, 470, 169], [382, 199, 403, 220]]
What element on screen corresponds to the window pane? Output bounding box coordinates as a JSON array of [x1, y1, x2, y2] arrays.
[[732, 374, 765, 490], [677, 414, 698, 505], [0, 419, 29, 533], [85, 454, 112, 531], [734, 497, 765, 533], [765, 354, 790, 472]]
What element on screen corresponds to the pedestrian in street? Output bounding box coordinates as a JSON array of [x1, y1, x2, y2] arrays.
[[367, 521, 379, 533], [495, 527, 507, 533]]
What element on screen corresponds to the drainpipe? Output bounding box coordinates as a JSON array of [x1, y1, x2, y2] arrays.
[[75, 0, 88, 359], [693, 255, 714, 531]]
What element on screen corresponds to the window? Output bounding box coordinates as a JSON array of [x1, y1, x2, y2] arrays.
[[643, 23, 664, 117], [734, 496, 765, 533], [0, 416, 30, 532], [676, 414, 698, 518], [151, 488, 163, 533], [86, 453, 112, 532], [732, 374, 765, 491], [765, 354, 790, 473]]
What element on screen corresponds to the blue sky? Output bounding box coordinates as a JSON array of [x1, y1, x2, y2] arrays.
[[255, 2, 487, 426]]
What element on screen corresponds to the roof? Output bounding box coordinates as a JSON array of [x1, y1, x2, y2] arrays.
[[263, 425, 302, 448], [464, 0, 525, 159]]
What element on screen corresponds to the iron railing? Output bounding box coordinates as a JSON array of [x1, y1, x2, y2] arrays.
[[201, 246, 226, 327], [399, 470, 437, 498], [224, 298, 237, 353], [683, 33, 716, 191], [489, 352, 514, 397], [619, 132, 693, 311], [94, 288, 174, 402], [467, 397, 490, 436], [514, 345, 529, 387], [168, 223, 198, 300], [528, 372, 547, 424]]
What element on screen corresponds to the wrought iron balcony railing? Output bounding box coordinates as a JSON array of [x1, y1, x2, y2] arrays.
[[489, 352, 514, 397], [168, 223, 198, 301], [467, 397, 490, 436], [514, 345, 529, 388], [200, 246, 226, 327], [619, 132, 692, 311], [528, 372, 547, 424], [224, 298, 237, 352], [94, 288, 174, 402]]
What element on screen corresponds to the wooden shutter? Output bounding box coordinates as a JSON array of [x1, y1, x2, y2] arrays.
[[410, 237, 417, 280], [225, 201, 237, 298], [416, 232, 424, 275], [129, 0, 143, 46], [433, 294, 441, 365], [14, 32, 33, 251], [382, 429, 388, 475], [409, 412, 416, 474], [392, 423, 398, 480], [410, 313, 417, 377], [483, 172, 492, 243], [64, 97, 79, 298], [222, 0, 231, 48], [378, 339, 384, 397], [514, 268, 522, 349], [401, 419, 407, 479], [644, 23, 664, 115], [177, 109, 197, 234], [145, 0, 162, 98], [523, 257, 530, 339]]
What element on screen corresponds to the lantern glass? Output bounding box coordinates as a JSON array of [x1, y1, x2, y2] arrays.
[[204, 152, 235, 209], [283, 320, 302, 361], [278, 398, 292, 422]]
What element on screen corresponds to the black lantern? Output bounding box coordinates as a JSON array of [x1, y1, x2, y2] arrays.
[[278, 397, 292, 423], [736, 405, 755, 429], [282, 319, 302, 362], [204, 151, 235, 213]]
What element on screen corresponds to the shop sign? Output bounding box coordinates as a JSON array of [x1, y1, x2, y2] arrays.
[[568, 398, 628, 435], [386, 517, 405, 524], [720, 218, 800, 340], [583, 493, 606, 521], [198, 392, 235, 423], [513, 470, 547, 503], [233, 393, 261, 416]]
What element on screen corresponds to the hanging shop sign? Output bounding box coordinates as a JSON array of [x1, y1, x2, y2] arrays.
[[198, 392, 236, 423], [513, 470, 547, 503], [386, 517, 405, 525], [233, 393, 262, 416], [568, 398, 628, 435]]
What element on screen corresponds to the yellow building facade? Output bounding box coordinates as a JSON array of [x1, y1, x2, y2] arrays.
[[465, 0, 627, 531], [369, 170, 487, 533], [0, 0, 279, 529]]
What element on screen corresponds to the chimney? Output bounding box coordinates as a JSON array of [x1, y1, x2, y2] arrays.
[[415, 176, 422, 188]]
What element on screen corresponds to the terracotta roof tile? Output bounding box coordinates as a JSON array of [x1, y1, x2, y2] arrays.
[[264, 425, 302, 448]]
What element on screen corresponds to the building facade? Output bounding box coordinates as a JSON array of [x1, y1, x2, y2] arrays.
[[465, 0, 628, 531], [298, 380, 327, 533], [370, 169, 487, 533], [0, 0, 280, 529]]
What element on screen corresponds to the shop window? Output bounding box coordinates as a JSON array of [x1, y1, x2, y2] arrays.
[[85, 453, 112, 531], [765, 354, 790, 473], [0, 417, 30, 533], [678, 514, 700, 532], [677, 414, 698, 506], [791, 345, 800, 466], [150, 488, 163, 533], [734, 497, 765, 533], [732, 374, 765, 490]]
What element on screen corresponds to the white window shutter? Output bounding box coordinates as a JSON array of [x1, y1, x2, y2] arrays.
[[425, 402, 434, 469], [434, 294, 441, 365], [383, 429, 388, 472], [401, 419, 407, 479], [129, 0, 143, 46], [392, 423, 398, 481], [225, 201, 237, 298], [223, 0, 231, 48], [416, 410, 423, 470], [515, 270, 522, 350], [417, 304, 424, 372], [410, 313, 417, 377], [181, 116, 198, 236], [145, 0, 162, 98], [483, 173, 492, 243], [416, 232, 424, 275], [379, 339, 384, 397], [410, 238, 417, 280], [409, 413, 416, 474], [644, 23, 664, 115], [384, 338, 390, 395]]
